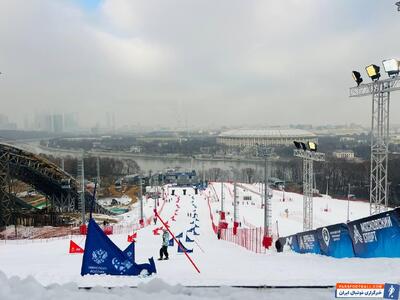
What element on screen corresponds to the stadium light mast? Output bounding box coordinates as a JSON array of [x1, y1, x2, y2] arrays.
[[256, 144, 273, 238], [293, 141, 325, 231], [350, 59, 400, 215]]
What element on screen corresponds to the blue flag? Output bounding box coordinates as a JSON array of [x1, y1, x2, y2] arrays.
[[177, 240, 193, 253], [122, 242, 135, 262], [81, 219, 156, 276], [186, 235, 194, 243]]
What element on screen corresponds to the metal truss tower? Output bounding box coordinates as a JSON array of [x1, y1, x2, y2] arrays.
[[350, 76, 400, 215], [221, 181, 224, 213], [77, 155, 85, 224], [0, 150, 12, 228], [294, 149, 325, 231]]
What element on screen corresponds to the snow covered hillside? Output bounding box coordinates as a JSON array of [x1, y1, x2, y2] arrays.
[[0, 184, 399, 291], [208, 182, 371, 237]]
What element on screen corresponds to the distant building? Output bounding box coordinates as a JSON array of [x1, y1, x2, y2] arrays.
[[129, 145, 142, 153], [333, 150, 355, 159], [164, 170, 198, 186], [217, 129, 317, 148], [64, 113, 78, 132], [0, 114, 17, 130], [53, 114, 63, 133]]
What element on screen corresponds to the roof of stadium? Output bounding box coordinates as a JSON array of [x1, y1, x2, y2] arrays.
[[218, 128, 316, 138]]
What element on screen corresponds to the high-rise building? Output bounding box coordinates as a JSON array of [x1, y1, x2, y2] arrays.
[[64, 113, 78, 132], [53, 114, 63, 133]]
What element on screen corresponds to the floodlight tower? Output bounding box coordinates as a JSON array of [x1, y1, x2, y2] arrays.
[[293, 141, 325, 231], [350, 59, 400, 215]]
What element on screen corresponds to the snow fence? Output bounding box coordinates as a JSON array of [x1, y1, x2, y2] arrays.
[[278, 207, 400, 258]]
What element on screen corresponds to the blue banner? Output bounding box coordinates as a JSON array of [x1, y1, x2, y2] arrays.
[[348, 208, 400, 258], [296, 230, 320, 254], [280, 234, 300, 252], [316, 223, 354, 258], [81, 219, 156, 276], [186, 235, 194, 243], [122, 242, 135, 262]]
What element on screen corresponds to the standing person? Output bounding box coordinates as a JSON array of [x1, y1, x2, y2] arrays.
[[158, 228, 169, 260]]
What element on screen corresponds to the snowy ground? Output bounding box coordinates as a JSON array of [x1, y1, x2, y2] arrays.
[[1, 184, 399, 299], [0, 272, 334, 300]]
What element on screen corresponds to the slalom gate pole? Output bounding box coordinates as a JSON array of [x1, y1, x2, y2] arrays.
[[194, 239, 205, 253], [155, 211, 201, 274]]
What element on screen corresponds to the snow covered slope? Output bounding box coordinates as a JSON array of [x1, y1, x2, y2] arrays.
[[0, 185, 399, 289], [209, 182, 371, 237]]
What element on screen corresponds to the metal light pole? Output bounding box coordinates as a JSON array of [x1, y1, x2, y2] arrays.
[[221, 180, 224, 213], [349, 75, 400, 214], [139, 175, 144, 223], [233, 181, 238, 223], [256, 144, 273, 237], [325, 175, 329, 196], [347, 183, 351, 222], [202, 160, 205, 185], [294, 147, 325, 231], [96, 157, 101, 186]]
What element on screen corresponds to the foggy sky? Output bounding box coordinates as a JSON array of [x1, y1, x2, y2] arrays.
[[0, 0, 400, 129]]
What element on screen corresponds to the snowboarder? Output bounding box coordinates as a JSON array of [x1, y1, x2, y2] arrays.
[[158, 228, 169, 260]]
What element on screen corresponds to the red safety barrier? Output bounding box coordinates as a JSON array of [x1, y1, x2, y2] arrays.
[[218, 221, 228, 229], [263, 235, 273, 249], [103, 226, 113, 235], [206, 195, 218, 234], [79, 224, 87, 235], [220, 227, 267, 254]]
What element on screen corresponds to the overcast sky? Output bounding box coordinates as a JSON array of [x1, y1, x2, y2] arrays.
[[0, 0, 400, 129]]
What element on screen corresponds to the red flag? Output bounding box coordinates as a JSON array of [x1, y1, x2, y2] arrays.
[[69, 240, 84, 254]]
